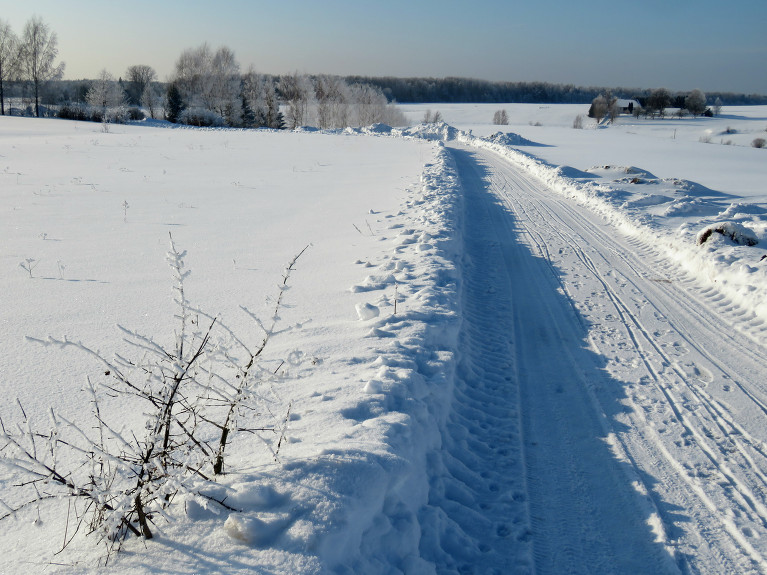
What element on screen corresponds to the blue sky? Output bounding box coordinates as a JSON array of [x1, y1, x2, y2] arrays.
[[3, 0, 766, 94]]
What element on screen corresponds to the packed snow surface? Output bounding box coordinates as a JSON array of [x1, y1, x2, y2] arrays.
[[2, 105, 767, 574]]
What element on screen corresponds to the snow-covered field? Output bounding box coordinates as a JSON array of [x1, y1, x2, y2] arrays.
[[1, 104, 767, 574]]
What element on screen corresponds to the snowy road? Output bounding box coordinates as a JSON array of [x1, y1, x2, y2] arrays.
[[432, 142, 767, 574]]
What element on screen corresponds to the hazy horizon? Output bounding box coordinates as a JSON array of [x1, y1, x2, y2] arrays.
[[3, 0, 766, 95]]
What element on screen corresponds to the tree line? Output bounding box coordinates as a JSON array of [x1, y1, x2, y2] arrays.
[[0, 16, 65, 117], [0, 17, 406, 129], [3, 16, 765, 127], [346, 75, 767, 107]]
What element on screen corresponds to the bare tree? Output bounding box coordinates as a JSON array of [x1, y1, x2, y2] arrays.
[[423, 109, 442, 124], [242, 68, 284, 129], [141, 83, 161, 119], [174, 43, 212, 108], [208, 46, 240, 124], [241, 67, 267, 127], [86, 69, 128, 124], [279, 71, 314, 129], [314, 75, 349, 129], [262, 78, 283, 129], [18, 16, 65, 117], [608, 98, 621, 123], [351, 82, 387, 126], [646, 87, 671, 117], [492, 109, 509, 125], [713, 97, 723, 117], [125, 64, 156, 106], [172, 44, 240, 125], [589, 94, 608, 123], [685, 89, 707, 117], [0, 19, 18, 116]]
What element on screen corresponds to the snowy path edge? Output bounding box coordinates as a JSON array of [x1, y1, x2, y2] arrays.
[[308, 143, 466, 573]]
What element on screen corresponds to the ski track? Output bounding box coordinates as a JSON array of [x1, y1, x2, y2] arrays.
[[428, 141, 767, 575]]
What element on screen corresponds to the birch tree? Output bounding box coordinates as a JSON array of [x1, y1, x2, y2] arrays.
[[280, 71, 314, 129], [314, 75, 349, 129], [172, 44, 240, 125], [209, 46, 240, 123], [0, 19, 17, 115], [18, 16, 64, 117]]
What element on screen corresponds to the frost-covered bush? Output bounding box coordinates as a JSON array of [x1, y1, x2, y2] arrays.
[[752, 137, 765, 149], [126, 107, 145, 121], [178, 107, 226, 127], [57, 103, 90, 121], [0, 237, 307, 559], [57, 103, 137, 125]]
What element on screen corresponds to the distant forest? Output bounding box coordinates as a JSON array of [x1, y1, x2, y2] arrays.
[[345, 76, 767, 107]]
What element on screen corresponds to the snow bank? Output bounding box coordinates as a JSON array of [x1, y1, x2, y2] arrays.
[[401, 122, 462, 142], [696, 221, 759, 247], [484, 130, 543, 147], [305, 144, 463, 573]]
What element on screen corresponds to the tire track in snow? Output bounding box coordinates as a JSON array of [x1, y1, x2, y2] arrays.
[[474, 143, 767, 573], [418, 157, 532, 573], [429, 146, 676, 575], [507, 167, 767, 521]]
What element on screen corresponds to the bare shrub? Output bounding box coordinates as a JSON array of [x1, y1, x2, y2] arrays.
[[1, 237, 308, 560], [423, 109, 443, 124], [572, 114, 584, 129], [752, 137, 766, 149]]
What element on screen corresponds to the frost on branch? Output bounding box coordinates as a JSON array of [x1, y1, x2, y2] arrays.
[[0, 235, 309, 561]]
